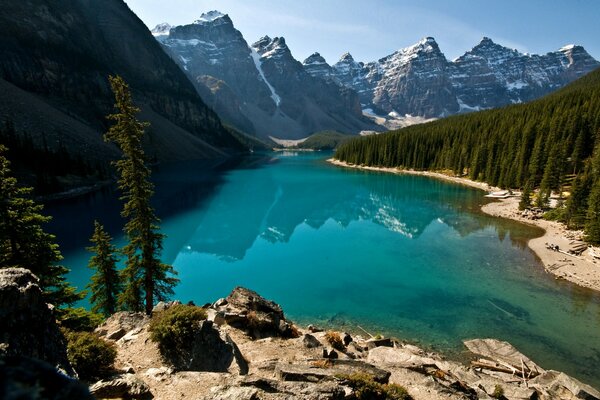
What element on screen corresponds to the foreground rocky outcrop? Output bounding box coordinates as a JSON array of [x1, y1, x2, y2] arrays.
[[1, 274, 597, 399], [92, 287, 599, 400], [0, 268, 94, 398], [0, 268, 73, 375]]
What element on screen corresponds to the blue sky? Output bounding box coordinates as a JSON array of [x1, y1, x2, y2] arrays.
[[125, 0, 600, 64]]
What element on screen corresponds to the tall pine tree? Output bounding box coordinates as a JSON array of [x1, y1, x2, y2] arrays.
[[87, 221, 121, 316], [0, 145, 82, 306], [104, 76, 178, 315]]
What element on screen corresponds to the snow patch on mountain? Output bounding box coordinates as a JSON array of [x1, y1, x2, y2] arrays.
[[250, 48, 281, 107], [194, 11, 225, 24], [151, 23, 171, 37]]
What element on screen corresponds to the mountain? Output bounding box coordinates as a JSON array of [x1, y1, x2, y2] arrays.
[[334, 67, 600, 239], [154, 12, 378, 139], [0, 0, 243, 172], [304, 37, 600, 118]]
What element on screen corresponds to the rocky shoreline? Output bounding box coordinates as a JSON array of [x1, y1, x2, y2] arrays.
[[1, 269, 599, 399], [91, 287, 599, 400], [327, 158, 600, 293]]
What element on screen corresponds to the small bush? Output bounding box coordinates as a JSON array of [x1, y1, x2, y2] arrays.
[[492, 384, 505, 399], [543, 206, 567, 222], [339, 373, 412, 400], [66, 331, 116, 380], [325, 331, 345, 351], [149, 304, 207, 352], [58, 307, 104, 332]]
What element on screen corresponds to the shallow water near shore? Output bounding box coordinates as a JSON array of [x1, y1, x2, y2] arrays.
[[47, 152, 600, 388]]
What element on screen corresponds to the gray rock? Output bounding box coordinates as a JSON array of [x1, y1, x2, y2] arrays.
[[89, 373, 152, 399], [367, 346, 439, 369], [214, 287, 298, 339], [307, 324, 323, 333], [96, 312, 148, 339], [303, 334, 322, 349], [241, 377, 346, 400], [160, 320, 248, 374], [152, 301, 168, 313], [276, 359, 390, 384], [342, 333, 353, 346], [207, 386, 259, 400], [0, 268, 74, 376], [323, 348, 338, 359], [0, 356, 94, 399], [366, 337, 393, 350], [105, 328, 126, 341], [530, 370, 600, 400]]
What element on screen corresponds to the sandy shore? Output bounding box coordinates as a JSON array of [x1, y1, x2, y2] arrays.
[[328, 158, 600, 293]]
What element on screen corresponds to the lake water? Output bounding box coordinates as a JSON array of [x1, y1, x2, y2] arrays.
[[46, 152, 600, 387]]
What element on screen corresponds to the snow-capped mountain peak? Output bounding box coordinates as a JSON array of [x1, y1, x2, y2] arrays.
[[303, 52, 327, 65], [151, 22, 172, 37], [559, 44, 576, 52], [252, 36, 289, 59], [194, 10, 227, 25]]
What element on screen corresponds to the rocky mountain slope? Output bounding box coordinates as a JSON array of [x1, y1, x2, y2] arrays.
[[0, 0, 243, 169], [303, 37, 599, 118], [154, 12, 378, 139]]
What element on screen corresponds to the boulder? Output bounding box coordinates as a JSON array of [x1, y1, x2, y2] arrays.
[[365, 337, 393, 350], [240, 377, 346, 400], [0, 268, 74, 375], [89, 373, 152, 399], [342, 333, 353, 346], [530, 370, 600, 400], [276, 359, 390, 384], [303, 334, 322, 349], [0, 355, 94, 399], [161, 320, 248, 374], [214, 287, 297, 339], [96, 312, 149, 339], [367, 346, 439, 369], [463, 339, 544, 374]]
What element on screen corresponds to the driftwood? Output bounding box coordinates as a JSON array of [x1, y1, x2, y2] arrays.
[[464, 339, 544, 383], [471, 359, 540, 379]]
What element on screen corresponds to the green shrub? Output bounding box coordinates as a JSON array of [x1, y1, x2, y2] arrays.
[[492, 384, 505, 399], [57, 307, 104, 332], [339, 373, 412, 400], [149, 304, 207, 353], [66, 331, 116, 380], [324, 331, 345, 351], [543, 206, 567, 222]]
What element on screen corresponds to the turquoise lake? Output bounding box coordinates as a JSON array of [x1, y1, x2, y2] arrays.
[[46, 152, 600, 387]]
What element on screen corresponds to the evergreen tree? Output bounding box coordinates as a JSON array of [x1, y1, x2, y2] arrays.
[[0, 145, 82, 306], [585, 178, 600, 244], [519, 180, 533, 211], [104, 76, 178, 315], [87, 221, 121, 316]]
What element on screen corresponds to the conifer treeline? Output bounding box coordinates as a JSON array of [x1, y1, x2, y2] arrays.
[[335, 68, 600, 242]]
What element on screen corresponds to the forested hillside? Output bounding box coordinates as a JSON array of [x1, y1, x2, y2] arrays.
[[335, 67, 600, 242]]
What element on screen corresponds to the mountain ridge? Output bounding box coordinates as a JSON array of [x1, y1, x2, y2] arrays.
[[304, 35, 599, 118], [153, 12, 380, 139]]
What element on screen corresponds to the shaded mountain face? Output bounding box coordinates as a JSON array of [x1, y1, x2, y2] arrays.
[[0, 0, 242, 166], [155, 12, 378, 139], [303, 37, 600, 118]]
